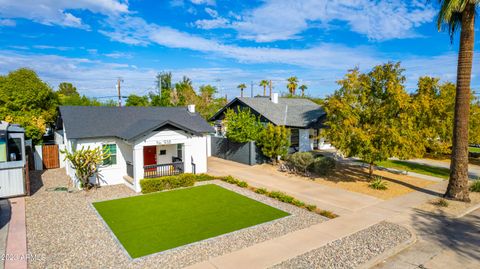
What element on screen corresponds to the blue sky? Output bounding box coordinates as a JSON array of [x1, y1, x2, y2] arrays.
[[0, 0, 479, 99]]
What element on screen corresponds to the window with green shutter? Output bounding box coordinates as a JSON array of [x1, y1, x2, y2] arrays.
[[103, 144, 117, 165]]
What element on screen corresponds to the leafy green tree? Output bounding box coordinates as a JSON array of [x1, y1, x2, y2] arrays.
[[259, 80, 269, 96], [437, 0, 478, 201], [151, 72, 173, 106], [286, 76, 298, 95], [126, 94, 150, 106], [174, 76, 198, 106], [299, 84, 308, 97], [237, 83, 247, 97], [0, 68, 59, 143], [199, 84, 217, 103], [223, 108, 263, 143], [257, 124, 291, 163], [60, 94, 103, 106], [470, 100, 480, 145], [57, 82, 78, 97], [323, 63, 422, 177]]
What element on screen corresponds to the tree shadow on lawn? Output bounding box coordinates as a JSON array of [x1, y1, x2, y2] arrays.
[[409, 208, 480, 261], [320, 164, 440, 196]]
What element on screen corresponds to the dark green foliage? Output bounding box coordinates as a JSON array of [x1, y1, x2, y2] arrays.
[[470, 179, 480, 192], [237, 181, 248, 188], [309, 156, 336, 176], [194, 173, 216, 181], [224, 108, 263, 143], [126, 94, 150, 106], [140, 174, 196, 193]]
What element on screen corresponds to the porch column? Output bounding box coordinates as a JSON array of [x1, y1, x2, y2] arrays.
[[132, 146, 144, 192], [183, 143, 192, 173]]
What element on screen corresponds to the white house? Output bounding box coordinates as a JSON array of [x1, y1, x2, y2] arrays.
[[210, 93, 333, 152], [57, 105, 214, 192]]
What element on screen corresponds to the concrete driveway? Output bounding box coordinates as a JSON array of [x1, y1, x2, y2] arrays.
[[207, 157, 381, 216]]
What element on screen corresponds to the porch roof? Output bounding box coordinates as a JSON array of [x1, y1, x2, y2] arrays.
[[59, 106, 214, 140]]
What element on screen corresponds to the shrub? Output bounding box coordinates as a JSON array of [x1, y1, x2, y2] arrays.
[[292, 199, 305, 207], [255, 188, 268, 194], [318, 210, 337, 219], [194, 173, 215, 181], [268, 191, 295, 204], [140, 174, 196, 193], [308, 156, 336, 176], [257, 124, 291, 163], [306, 204, 317, 211], [470, 178, 480, 192], [237, 181, 248, 188], [285, 152, 315, 174], [224, 108, 263, 143], [432, 198, 449, 207], [368, 177, 388, 190]]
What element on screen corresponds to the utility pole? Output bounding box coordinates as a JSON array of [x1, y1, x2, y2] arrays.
[[269, 80, 272, 97], [250, 81, 254, 97], [117, 77, 123, 107]]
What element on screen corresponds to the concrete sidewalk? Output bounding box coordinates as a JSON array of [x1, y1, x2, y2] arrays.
[[186, 180, 447, 269], [208, 157, 381, 215], [376, 208, 480, 269]]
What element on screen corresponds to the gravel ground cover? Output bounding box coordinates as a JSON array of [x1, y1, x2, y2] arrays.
[[271, 222, 412, 269], [26, 169, 326, 269]]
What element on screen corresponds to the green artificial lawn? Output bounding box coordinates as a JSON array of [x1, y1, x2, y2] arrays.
[[93, 184, 289, 258], [376, 160, 450, 179], [469, 147, 480, 153]]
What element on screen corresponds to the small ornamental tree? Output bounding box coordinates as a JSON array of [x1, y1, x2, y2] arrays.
[[257, 124, 290, 163], [61, 146, 110, 190], [323, 62, 422, 177], [224, 107, 263, 143]]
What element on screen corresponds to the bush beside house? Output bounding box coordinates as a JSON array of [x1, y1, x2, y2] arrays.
[[284, 152, 336, 177]]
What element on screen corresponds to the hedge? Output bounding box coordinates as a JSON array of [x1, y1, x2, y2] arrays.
[[140, 174, 196, 193]]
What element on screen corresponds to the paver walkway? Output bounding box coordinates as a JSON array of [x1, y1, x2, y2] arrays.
[[0, 200, 11, 269], [208, 157, 381, 215], [186, 177, 448, 269], [4, 197, 27, 269], [376, 208, 480, 268]]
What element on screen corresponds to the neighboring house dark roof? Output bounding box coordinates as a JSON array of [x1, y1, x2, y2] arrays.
[[210, 97, 326, 128], [59, 106, 214, 140]]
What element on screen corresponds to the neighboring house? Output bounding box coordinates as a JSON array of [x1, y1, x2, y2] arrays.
[[57, 105, 214, 192], [210, 94, 333, 152]]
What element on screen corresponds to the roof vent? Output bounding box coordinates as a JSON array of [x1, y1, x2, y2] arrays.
[[187, 104, 196, 113], [271, 93, 279, 104]]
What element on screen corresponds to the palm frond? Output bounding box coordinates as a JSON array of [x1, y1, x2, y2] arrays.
[[437, 0, 475, 41]]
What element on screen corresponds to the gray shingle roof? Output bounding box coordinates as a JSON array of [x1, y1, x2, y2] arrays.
[[59, 106, 214, 140], [211, 97, 326, 128]]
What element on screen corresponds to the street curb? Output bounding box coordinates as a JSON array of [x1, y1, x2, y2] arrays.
[[358, 225, 417, 269]]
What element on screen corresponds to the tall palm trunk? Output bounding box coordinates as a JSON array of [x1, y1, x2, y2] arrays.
[[263, 86, 266, 96], [445, 3, 475, 202]]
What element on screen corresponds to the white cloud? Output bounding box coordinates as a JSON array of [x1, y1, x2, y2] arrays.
[[0, 18, 15, 26], [222, 0, 436, 42], [0, 0, 128, 28], [104, 52, 133, 59], [194, 17, 229, 29], [189, 0, 215, 6], [33, 45, 74, 51]]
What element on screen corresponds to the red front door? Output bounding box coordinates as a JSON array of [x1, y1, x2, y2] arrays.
[[143, 146, 157, 167]]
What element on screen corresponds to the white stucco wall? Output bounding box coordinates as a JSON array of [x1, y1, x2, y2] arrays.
[[64, 136, 132, 187]]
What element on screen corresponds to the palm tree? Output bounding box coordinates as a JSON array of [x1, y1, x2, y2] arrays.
[[237, 83, 247, 97], [438, 0, 478, 202], [299, 84, 308, 97], [286, 76, 298, 95], [259, 80, 269, 96]]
